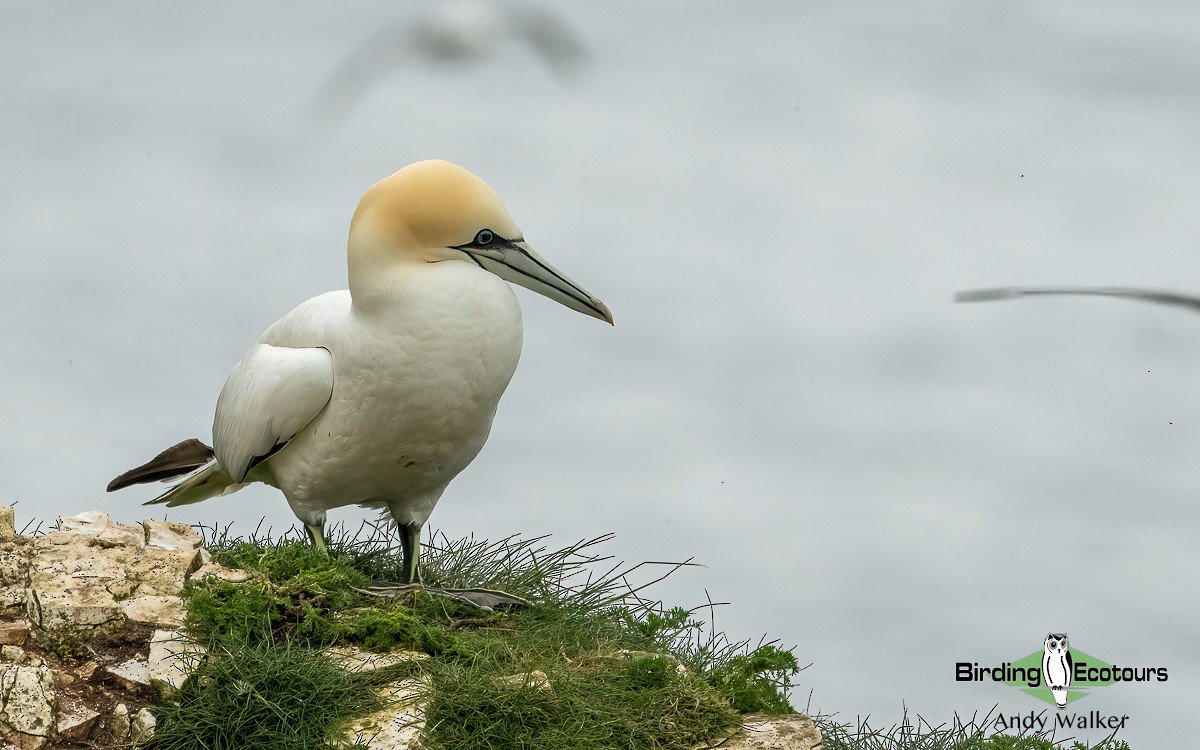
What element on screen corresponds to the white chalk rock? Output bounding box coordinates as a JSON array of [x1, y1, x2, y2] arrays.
[[0, 664, 55, 742], [332, 646, 429, 749], [109, 703, 130, 743], [25, 512, 203, 630], [55, 706, 100, 742], [106, 658, 150, 689], [142, 520, 200, 552], [131, 708, 156, 743], [148, 629, 206, 693], [120, 595, 187, 628], [0, 508, 14, 542], [190, 562, 254, 584], [0, 543, 31, 612], [695, 713, 824, 750]]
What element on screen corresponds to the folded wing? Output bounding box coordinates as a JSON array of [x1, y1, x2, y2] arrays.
[[213, 344, 334, 482]]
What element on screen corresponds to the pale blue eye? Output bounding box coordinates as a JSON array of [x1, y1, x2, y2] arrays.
[[475, 229, 494, 245]]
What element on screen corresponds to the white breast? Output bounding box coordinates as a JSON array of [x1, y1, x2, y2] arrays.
[[258, 260, 523, 522]]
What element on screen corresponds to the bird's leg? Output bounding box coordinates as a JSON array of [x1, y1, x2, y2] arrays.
[[399, 522, 422, 585], [360, 521, 530, 611], [305, 521, 328, 554]]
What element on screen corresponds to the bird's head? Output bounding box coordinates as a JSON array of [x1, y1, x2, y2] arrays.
[[348, 159, 612, 324]]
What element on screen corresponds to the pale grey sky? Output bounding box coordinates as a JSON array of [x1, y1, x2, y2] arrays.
[[2, 2, 1198, 744]]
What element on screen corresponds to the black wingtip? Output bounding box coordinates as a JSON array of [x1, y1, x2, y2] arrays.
[[107, 438, 214, 492]]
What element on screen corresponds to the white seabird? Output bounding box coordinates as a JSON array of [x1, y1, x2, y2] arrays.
[[306, 2, 586, 131], [109, 160, 612, 586]]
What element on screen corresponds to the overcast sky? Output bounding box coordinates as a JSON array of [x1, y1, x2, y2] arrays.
[[3, 2, 1199, 745]]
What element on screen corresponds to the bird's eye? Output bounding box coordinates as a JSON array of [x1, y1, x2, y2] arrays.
[[474, 229, 495, 246]]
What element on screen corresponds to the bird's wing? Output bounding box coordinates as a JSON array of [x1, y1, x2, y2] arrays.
[[954, 286, 1200, 314], [506, 4, 587, 75], [303, 21, 413, 131], [212, 344, 334, 482]]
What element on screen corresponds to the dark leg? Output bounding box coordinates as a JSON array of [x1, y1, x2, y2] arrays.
[[363, 523, 530, 609], [398, 522, 422, 584]]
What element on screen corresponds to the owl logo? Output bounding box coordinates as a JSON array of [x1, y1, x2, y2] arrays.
[[1042, 633, 1072, 709]]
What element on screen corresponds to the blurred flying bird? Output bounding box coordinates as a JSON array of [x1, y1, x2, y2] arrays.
[[955, 286, 1200, 314], [109, 160, 612, 597], [306, 1, 586, 129]]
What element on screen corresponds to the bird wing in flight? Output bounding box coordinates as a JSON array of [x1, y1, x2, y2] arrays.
[[507, 3, 587, 74], [954, 286, 1200, 315]]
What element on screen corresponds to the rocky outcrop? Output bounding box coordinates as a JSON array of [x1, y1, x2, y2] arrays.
[[0, 509, 239, 749], [699, 714, 823, 749], [0, 509, 822, 749], [24, 512, 201, 632], [331, 647, 428, 748]]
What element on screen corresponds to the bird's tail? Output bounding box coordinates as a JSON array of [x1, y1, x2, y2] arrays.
[[108, 438, 215, 491], [107, 438, 244, 507], [144, 459, 245, 508]]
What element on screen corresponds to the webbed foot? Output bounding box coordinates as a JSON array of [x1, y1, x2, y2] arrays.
[[359, 581, 531, 611]]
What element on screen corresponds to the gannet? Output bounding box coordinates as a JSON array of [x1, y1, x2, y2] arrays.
[[109, 160, 612, 587], [955, 286, 1200, 313], [306, 2, 585, 130]]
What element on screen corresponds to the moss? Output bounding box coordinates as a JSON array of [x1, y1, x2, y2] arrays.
[[210, 541, 369, 611], [184, 578, 284, 643], [333, 603, 451, 654], [186, 541, 372, 646], [422, 655, 740, 750], [35, 621, 89, 660]]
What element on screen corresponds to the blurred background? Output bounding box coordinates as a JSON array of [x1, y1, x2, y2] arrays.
[[2, 1, 1198, 744]]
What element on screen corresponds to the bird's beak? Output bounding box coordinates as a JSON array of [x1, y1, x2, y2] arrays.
[[463, 241, 613, 324]]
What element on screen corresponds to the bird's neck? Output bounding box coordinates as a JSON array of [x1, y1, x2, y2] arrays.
[[347, 229, 415, 314], [349, 259, 414, 316]]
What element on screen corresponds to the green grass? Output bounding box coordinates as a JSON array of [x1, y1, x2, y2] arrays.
[[816, 707, 1132, 750], [423, 654, 738, 750], [144, 522, 799, 750], [148, 638, 405, 750], [142, 521, 1133, 749]]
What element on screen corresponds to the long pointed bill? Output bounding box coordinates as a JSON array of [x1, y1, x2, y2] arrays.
[[465, 241, 613, 324]]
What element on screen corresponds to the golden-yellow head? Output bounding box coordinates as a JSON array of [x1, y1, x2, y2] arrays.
[[351, 160, 519, 255], [348, 160, 611, 324]]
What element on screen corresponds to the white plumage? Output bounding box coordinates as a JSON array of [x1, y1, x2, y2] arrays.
[[110, 160, 611, 583]]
